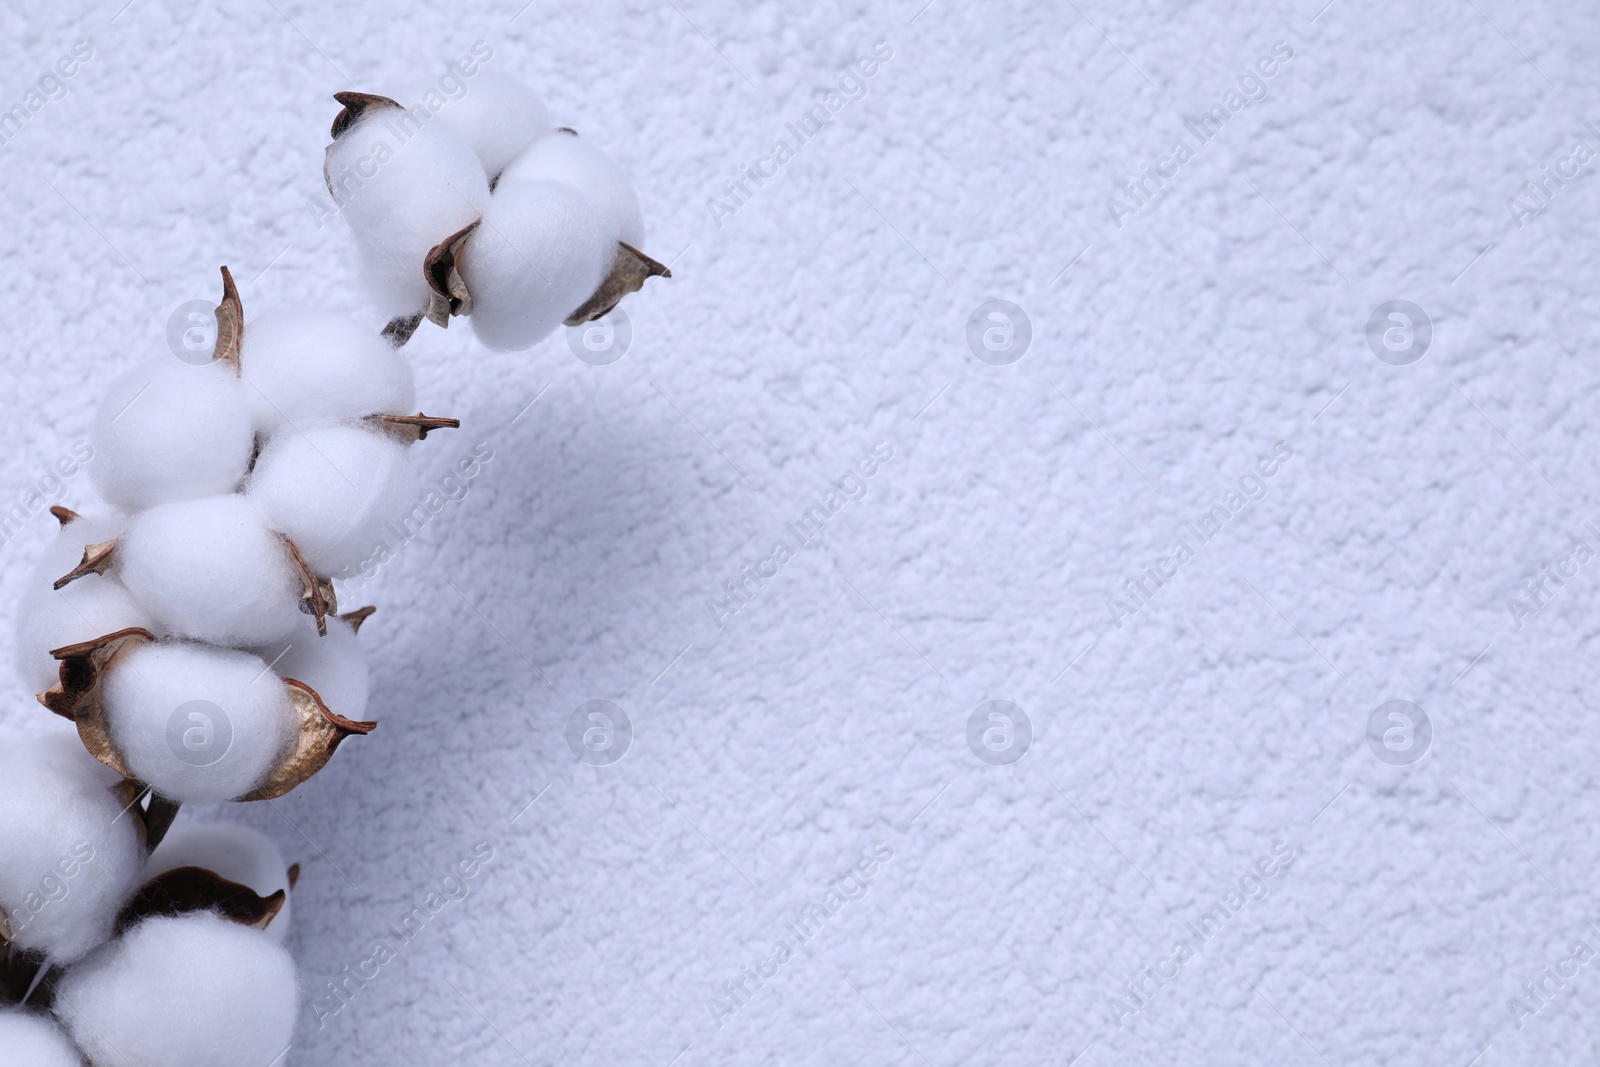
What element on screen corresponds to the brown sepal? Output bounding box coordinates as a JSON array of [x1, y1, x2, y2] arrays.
[[339, 606, 376, 634], [282, 536, 336, 636], [41, 628, 156, 776], [213, 266, 243, 371], [116, 867, 286, 935], [382, 312, 424, 349], [330, 91, 403, 140], [53, 539, 117, 591], [141, 791, 183, 852], [564, 242, 672, 326], [110, 779, 149, 846], [368, 412, 461, 443], [0, 930, 45, 1007], [49, 505, 80, 527], [235, 680, 376, 802], [423, 218, 481, 327]]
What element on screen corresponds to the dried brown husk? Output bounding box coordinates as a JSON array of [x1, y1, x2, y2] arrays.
[[329, 91, 403, 141], [52, 539, 117, 591], [282, 536, 337, 636], [41, 627, 154, 777], [564, 242, 672, 326], [235, 680, 376, 802], [423, 218, 481, 327], [41, 629, 376, 804], [115, 867, 286, 934], [213, 265, 243, 371], [382, 311, 424, 349], [0, 928, 44, 1006], [140, 791, 182, 852], [368, 413, 461, 443], [339, 606, 376, 633]]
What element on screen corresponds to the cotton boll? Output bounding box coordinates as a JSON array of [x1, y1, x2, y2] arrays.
[[145, 823, 293, 941], [102, 642, 295, 804], [117, 495, 304, 647], [0, 731, 145, 963], [252, 615, 369, 721], [0, 1008, 85, 1067], [54, 913, 297, 1067], [500, 131, 644, 245], [459, 179, 617, 351], [12, 516, 151, 696], [89, 360, 254, 512], [240, 309, 415, 436], [326, 109, 491, 317], [249, 426, 417, 578], [403, 71, 550, 179]]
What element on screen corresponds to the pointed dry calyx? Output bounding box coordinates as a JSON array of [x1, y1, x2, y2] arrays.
[[237, 680, 376, 802], [50, 505, 80, 527], [140, 790, 182, 852], [329, 91, 403, 140], [564, 243, 672, 326], [41, 627, 154, 777], [42, 628, 376, 802], [368, 412, 461, 443], [116, 866, 287, 934], [53, 538, 117, 591], [98, 780, 176, 854], [339, 605, 376, 633], [213, 265, 243, 371], [382, 311, 424, 349], [99, 778, 183, 854], [0, 929, 45, 1007], [282, 536, 337, 636], [424, 218, 481, 327]]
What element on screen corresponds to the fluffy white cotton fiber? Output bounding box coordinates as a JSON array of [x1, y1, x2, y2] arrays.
[[0, 1008, 85, 1067], [117, 495, 304, 647], [326, 108, 491, 318], [500, 131, 644, 246], [13, 578, 154, 697], [240, 309, 415, 436], [459, 179, 617, 351], [12, 516, 152, 696], [403, 70, 549, 179], [145, 823, 293, 941], [253, 614, 369, 721], [101, 642, 295, 804], [89, 360, 254, 512], [54, 913, 298, 1067], [249, 425, 417, 578], [0, 731, 144, 963]]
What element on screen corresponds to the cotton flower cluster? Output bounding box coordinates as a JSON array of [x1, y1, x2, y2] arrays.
[[1, 53, 665, 1065], [324, 70, 666, 350], [10, 273, 416, 807], [0, 267, 438, 1061]]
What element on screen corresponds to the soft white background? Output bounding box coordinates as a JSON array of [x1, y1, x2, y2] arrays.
[[3, 0, 1599, 1063]]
